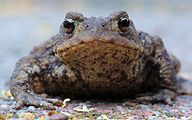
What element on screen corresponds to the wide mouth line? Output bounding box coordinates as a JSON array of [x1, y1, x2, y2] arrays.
[[58, 39, 140, 53]]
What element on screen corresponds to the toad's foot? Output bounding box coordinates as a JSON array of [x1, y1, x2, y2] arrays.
[[15, 93, 63, 110], [134, 89, 176, 105]]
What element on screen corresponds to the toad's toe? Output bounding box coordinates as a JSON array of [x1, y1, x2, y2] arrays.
[[135, 89, 176, 105], [15, 93, 63, 110]]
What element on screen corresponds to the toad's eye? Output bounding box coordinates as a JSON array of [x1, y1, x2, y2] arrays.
[[118, 16, 130, 32], [63, 17, 75, 34]]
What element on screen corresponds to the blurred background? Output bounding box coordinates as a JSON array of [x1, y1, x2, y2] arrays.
[[0, 0, 192, 89]]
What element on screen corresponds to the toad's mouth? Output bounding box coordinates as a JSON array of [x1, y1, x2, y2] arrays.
[[57, 38, 142, 54], [56, 40, 142, 68]]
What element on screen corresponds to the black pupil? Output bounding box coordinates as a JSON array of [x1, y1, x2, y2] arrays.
[[64, 19, 74, 28], [119, 18, 129, 27], [63, 18, 75, 33]]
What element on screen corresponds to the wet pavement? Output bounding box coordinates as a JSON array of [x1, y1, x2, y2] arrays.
[[0, 0, 192, 89]]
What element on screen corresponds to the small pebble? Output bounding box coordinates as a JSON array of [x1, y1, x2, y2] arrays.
[[127, 110, 132, 113], [0, 110, 4, 114], [1, 104, 9, 109], [139, 104, 149, 109], [165, 105, 170, 107], [147, 116, 157, 119], [4, 98, 14, 101], [8, 105, 16, 110], [28, 106, 36, 111], [48, 115, 69, 120], [42, 111, 49, 115], [56, 110, 63, 113], [162, 108, 170, 111], [0, 102, 8, 105], [12, 101, 17, 104], [116, 106, 124, 110], [131, 115, 138, 119], [68, 110, 73, 113], [156, 107, 162, 111], [153, 111, 161, 116], [161, 115, 168, 118], [181, 110, 186, 113], [16, 110, 26, 116], [170, 109, 178, 113]]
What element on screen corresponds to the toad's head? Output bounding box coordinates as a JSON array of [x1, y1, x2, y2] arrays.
[[54, 11, 143, 71]]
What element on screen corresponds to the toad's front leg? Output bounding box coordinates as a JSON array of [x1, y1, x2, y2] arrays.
[[136, 34, 180, 105], [10, 56, 64, 110], [151, 36, 179, 90]]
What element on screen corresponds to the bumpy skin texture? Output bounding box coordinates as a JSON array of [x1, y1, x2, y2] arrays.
[[10, 11, 180, 110]]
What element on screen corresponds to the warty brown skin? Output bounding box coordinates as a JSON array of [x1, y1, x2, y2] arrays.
[[10, 11, 180, 110]]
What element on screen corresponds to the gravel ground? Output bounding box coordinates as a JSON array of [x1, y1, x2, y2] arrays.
[[0, 92, 192, 119]]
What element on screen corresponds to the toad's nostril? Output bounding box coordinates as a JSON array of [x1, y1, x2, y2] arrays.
[[85, 24, 89, 28]]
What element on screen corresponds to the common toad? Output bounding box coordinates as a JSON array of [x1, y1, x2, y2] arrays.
[[10, 11, 181, 110]]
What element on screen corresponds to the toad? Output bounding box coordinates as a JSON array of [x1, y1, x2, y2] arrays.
[[10, 11, 181, 110]]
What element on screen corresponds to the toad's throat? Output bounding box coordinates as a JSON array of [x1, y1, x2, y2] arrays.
[[57, 41, 140, 72]]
